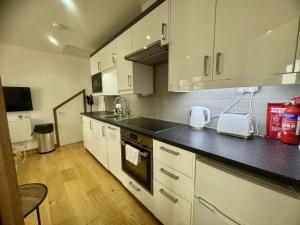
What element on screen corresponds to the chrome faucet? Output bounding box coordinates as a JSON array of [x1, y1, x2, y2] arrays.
[[114, 96, 129, 116]]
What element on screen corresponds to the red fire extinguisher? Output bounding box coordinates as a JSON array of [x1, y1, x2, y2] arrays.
[[280, 97, 300, 145]]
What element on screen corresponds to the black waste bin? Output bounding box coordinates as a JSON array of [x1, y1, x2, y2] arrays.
[[33, 123, 56, 153]]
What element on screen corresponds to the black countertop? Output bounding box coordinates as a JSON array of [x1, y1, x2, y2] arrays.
[[81, 112, 300, 187]]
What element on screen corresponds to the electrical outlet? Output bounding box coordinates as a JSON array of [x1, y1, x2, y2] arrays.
[[237, 86, 259, 94]]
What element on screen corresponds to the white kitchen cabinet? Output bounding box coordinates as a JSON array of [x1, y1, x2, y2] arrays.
[[213, 0, 300, 81], [123, 174, 154, 213], [82, 116, 94, 154], [93, 120, 108, 169], [100, 68, 119, 96], [194, 157, 300, 225], [193, 196, 235, 225], [101, 40, 117, 72], [132, 0, 168, 52], [106, 124, 125, 182], [154, 160, 194, 203], [116, 29, 153, 95], [168, 0, 216, 91], [90, 51, 102, 76], [116, 29, 133, 92], [168, 0, 300, 91], [296, 31, 300, 73], [153, 140, 195, 178], [90, 40, 116, 76], [154, 180, 192, 225], [82, 116, 108, 169], [153, 140, 195, 225]]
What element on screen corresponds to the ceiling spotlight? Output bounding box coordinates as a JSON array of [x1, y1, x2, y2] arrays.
[[51, 22, 62, 30], [48, 35, 59, 46], [62, 0, 77, 12]]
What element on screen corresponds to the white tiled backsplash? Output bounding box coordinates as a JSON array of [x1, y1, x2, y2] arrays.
[[104, 63, 300, 136]]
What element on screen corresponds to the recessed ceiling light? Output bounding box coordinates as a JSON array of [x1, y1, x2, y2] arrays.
[[48, 36, 59, 46], [62, 0, 77, 12], [51, 22, 62, 30], [267, 30, 272, 34]]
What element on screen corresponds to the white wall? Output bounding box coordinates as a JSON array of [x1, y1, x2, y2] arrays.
[[0, 43, 91, 150], [105, 63, 300, 136]]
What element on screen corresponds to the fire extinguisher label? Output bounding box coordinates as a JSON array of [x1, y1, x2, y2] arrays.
[[296, 116, 300, 135], [282, 114, 298, 119], [282, 114, 298, 133]]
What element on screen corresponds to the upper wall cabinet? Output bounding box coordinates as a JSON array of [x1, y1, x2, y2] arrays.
[[213, 0, 300, 81], [132, 0, 168, 52], [100, 40, 117, 72], [116, 29, 133, 92], [296, 31, 300, 73], [168, 0, 300, 91], [90, 51, 102, 76], [116, 29, 153, 95], [168, 0, 216, 91], [90, 41, 116, 75]]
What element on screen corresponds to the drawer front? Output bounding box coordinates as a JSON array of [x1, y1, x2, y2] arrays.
[[154, 160, 194, 203], [123, 175, 154, 213], [154, 140, 195, 177], [106, 124, 120, 140], [193, 196, 232, 225], [154, 180, 191, 225], [195, 158, 300, 225]]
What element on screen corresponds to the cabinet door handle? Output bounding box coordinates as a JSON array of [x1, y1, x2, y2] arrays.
[[128, 75, 132, 86], [112, 53, 116, 64], [216, 52, 222, 75], [89, 121, 92, 130], [195, 196, 242, 225], [97, 61, 101, 71], [160, 146, 179, 156], [203, 55, 209, 76], [160, 168, 179, 180], [159, 189, 178, 203], [102, 126, 105, 137], [129, 181, 140, 191], [107, 126, 116, 131], [161, 23, 167, 41]]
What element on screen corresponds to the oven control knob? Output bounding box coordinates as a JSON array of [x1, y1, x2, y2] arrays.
[[139, 137, 144, 143]]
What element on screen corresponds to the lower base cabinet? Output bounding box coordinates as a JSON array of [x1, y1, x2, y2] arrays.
[[194, 157, 300, 225], [193, 197, 232, 225], [82, 116, 108, 169], [106, 124, 125, 183], [154, 180, 192, 225], [122, 174, 154, 213]]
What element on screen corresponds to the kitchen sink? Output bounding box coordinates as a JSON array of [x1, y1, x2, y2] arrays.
[[100, 114, 131, 121]]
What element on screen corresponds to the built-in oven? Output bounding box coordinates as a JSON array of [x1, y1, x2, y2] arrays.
[[121, 128, 153, 194], [91, 72, 102, 93]]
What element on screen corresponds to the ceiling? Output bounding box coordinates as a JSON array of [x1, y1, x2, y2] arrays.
[[0, 0, 148, 57]]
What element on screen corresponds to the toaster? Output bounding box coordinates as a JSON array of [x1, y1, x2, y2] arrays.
[[217, 112, 254, 138]]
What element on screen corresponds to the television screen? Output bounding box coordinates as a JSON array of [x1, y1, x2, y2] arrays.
[[3, 87, 33, 112]]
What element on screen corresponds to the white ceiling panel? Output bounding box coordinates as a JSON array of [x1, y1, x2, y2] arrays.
[[0, 0, 148, 57]]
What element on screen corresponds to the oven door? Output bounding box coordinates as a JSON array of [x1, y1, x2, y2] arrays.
[[91, 72, 102, 93], [121, 140, 153, 194]]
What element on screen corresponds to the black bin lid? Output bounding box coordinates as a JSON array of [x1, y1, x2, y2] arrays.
[[34, 123, 54, 134]]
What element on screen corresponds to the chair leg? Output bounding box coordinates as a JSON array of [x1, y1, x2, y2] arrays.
[[36, 207, 41, 225]]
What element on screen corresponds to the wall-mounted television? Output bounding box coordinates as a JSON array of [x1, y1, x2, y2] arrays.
[[3, 87, 33, 112]]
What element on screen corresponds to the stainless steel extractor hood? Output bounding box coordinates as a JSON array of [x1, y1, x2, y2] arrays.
[[124, 40, 168, 65]]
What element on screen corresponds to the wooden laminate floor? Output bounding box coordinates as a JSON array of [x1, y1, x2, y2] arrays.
[[17, 142, 160, 225]]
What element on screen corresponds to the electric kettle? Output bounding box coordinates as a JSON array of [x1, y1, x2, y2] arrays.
[[190, 106, 211, 129]]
